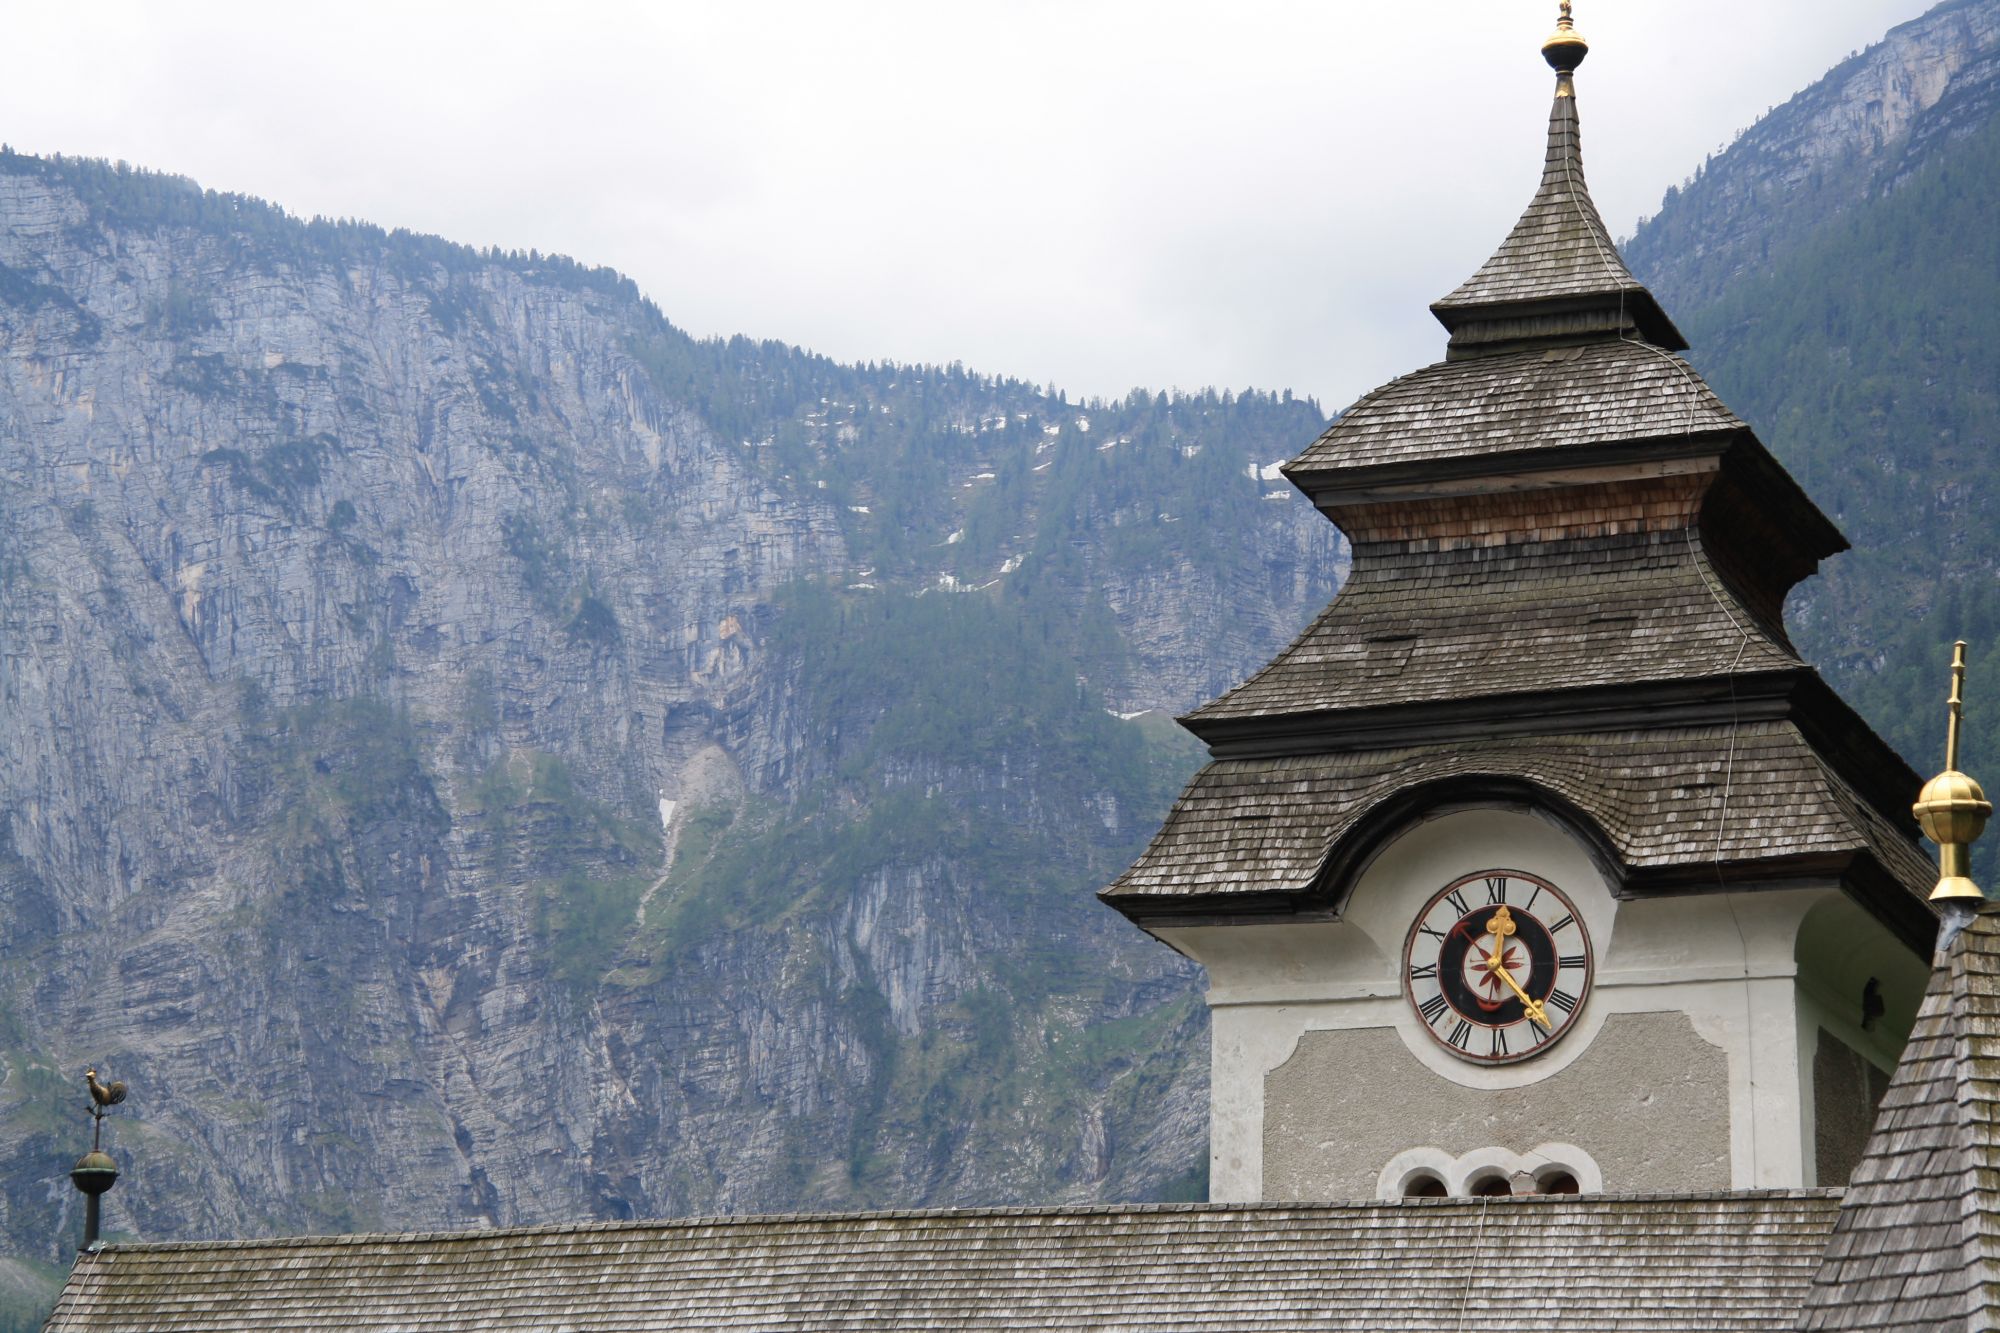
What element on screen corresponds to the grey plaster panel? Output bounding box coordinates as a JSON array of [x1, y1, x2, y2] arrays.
[[1263, 1013, 1730, 1201], [1814, 1028, 1890, 1189]]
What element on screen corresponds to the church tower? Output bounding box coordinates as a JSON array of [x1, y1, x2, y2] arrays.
[[1104, 6, 1936, 1202]]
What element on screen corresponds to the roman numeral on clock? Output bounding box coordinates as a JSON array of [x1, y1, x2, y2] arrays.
[[1559, 955, 1587, 970], [1484, 876, 1507, 904], [1550, 988, 1579, 1015], [1409, 962, 1438, 981], [1447, 1019, 1473, 1050], [1548, 913, 1576, 934], [1444, 888, 1471, 917], [1419, 994, 1449, 1024], [1489, 1026, 1509, 1058]]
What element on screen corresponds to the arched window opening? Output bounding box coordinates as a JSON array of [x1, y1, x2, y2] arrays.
[[1535, 1168, 1580, 1196], [1468, 1173, 1514, 1198], [1401, 1173, 1449, 1199]]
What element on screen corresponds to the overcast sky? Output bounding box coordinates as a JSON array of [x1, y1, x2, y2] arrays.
[[0, 1, 1932, 411]]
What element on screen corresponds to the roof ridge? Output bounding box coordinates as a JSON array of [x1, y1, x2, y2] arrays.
[[78, 1188, 1844, 1254]]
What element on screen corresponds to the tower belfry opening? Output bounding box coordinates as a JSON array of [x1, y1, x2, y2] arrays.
[[1101, 1, 1935, 1202]]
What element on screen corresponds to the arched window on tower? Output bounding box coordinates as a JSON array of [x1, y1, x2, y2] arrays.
[[1535, 1167, 1580, 1195], [1401, 1172, 1449, 1199]]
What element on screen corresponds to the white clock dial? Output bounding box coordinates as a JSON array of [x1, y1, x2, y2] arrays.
[[1401, 869, 1594, 1064]]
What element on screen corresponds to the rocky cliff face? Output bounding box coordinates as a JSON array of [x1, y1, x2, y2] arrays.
[[0, 150, 1342, 1292], [1625, 0, 2000, 795], [1626, 0, 2000, 312]]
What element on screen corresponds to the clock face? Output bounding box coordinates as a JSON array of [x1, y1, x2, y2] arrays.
[[1402, 869, 1593, 1065]]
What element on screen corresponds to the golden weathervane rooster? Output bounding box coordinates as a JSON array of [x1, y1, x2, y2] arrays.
[[84, 1068, 127, 1110]]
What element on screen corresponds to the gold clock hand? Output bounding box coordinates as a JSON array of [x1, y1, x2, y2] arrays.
[[1489, 958, 1554, 1031], [1485, 905, 1517, 970]]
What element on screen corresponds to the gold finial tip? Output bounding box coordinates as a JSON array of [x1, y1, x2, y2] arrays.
[[1921, 640, 1988, 902], [1543, 0, 1589, 74]]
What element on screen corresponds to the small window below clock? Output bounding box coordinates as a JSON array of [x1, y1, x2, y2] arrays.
[[1535, 1167, 1581, 1195], [1401, 1172, 1449, 1199]]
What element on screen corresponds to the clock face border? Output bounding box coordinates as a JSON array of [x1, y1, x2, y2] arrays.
[[1401, 868, 1595, 1066]]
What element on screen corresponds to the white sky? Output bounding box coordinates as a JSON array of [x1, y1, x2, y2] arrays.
[[0, 1, 1929, 411]]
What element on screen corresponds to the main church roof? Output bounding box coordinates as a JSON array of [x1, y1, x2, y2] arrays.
[[45, 1193, 1841, 1332]]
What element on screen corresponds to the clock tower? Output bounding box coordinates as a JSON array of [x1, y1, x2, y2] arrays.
[[1103, 6, 1935, 1202]]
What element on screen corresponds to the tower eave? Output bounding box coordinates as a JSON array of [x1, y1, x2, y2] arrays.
[[1429, 290, 1689, 355]]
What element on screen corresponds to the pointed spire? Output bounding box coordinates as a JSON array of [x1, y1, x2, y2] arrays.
[[1431, 3, 1686, 357], [1796, 907, 2000, 1330], [1798, 641, 2000, 1328]]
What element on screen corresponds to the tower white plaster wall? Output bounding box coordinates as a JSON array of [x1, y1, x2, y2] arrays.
[[1157, 806, 1918, 1201]]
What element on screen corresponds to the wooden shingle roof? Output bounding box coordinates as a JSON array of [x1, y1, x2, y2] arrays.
[[45, 1193, 1842, 1332], [1103, 722, 1935, 926], [1796, 907, 2000, 1330], [1186, 528, 1796, 725], [1430, 74, 1685, 353], [1284, 341, 1739, 484]]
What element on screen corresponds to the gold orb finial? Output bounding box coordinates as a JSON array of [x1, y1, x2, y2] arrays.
[[1915, 641, 1992, 902], [1543, 0, 1589, 75]]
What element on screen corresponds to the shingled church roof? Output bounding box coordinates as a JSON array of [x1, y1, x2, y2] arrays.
[[1430, 62, 1685, 353], [1186, 527, 1798, 725], [1107, 10, 1929, 932], [1282, 340, 1739, 483], [1102, 722, 1936, 942], [45, 1193, 1842, 1332], [1796, 906, 2000, 1330]]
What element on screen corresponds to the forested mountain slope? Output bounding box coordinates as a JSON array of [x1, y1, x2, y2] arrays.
[[0, 148, 1341, 1322], [1626, 0, 2000, 819]]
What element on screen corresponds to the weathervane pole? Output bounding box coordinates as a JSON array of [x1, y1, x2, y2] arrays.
[[1948, 640, 1967, 772], [70, 1068, 127, 1253]]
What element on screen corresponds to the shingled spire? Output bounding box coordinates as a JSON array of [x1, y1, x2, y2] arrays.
[[1796, 908, 2000, 1330], [1799, 649, 2000, 1329], [1429, 5, 1685, 357]]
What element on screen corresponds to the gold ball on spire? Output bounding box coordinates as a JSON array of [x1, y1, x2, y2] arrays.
[[1543, 0, 1589, 74], [1917, 640, 1991, 902], [1915, 768, 1992, 848]]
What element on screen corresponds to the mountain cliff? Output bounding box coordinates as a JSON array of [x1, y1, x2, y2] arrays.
[[0, 148, 1343, 1316], [1625, 0, 2000, 312], [1626, 0, 2000, 798]]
